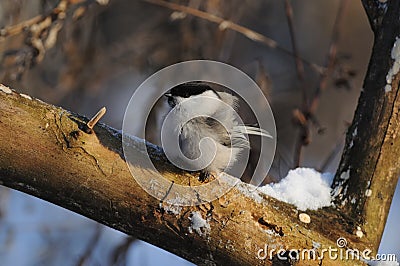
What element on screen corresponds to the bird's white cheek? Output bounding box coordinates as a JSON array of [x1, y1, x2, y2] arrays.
[[183, 97, 219, 117]]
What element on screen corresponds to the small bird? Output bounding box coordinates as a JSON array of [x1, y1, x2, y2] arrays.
[[163, 81, 272, 181]]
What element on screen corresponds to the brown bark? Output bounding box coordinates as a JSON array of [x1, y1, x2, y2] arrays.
[[1, 85, 366, 266], [333, 0, 400, 250], [0, 2, 399, 265]]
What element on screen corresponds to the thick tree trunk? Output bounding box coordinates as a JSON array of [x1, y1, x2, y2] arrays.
[[333, 0, 400, 250]]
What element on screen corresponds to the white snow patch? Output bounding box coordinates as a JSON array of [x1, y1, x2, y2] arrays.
[[349, 127, 358, 148], [0, 84, 12, 94], [264, 229, 280, 236], [162, 203, 182, 215], [353, 127, 358, 137], [188, 211, 210, 236], [349, 140, 354, 148], [235, 183, 263, 203], [312, 241, 321, 249], [356, 228, 364, 238], [341, 198, 348, 206], [259, 168, 334, 211], [332, 184, 343, 198], [20, 93, 32, 100], [385, 37, 400, 92], [160, 195, 184, 215], [340, 169, 350, 180]]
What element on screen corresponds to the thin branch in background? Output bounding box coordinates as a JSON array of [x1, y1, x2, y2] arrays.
[[292, 0, 349, 167], [143, 0, 325, 74], [284, 0, 307, 107], [0, 0, 68, 80], [292, 108, 310, 167], [0, 0, 108, 80], [255, 58, 272, 100], [76, 223, 102, 266], [216, 2, 246, 62], [0, 0, 71, 39], [309, 0, 349, 114], [284, 0, 310, 168], [110, 236, 135, 266]]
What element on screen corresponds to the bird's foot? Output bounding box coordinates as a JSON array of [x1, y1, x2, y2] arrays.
[[199, 171, 217, 182]]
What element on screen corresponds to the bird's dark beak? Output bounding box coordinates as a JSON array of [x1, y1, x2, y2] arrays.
[[164, 93, 176, 107]]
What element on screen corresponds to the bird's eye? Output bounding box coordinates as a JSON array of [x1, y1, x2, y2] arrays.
[[167, 96, 176, 107]]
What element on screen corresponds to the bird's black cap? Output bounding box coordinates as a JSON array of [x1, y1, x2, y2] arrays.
[[167, 81, 220, 98]]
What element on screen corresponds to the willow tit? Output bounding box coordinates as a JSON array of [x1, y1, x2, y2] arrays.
[[163, 82, 271, 181]]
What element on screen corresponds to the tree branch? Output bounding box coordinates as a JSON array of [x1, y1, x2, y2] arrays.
[[143, 0, 325, 75], [0, 85, 368, 265], [333, 0, 400, 250]]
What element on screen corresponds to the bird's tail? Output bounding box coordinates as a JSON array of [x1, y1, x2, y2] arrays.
[[230, 125, 272, 149], [233, 125, 273, 139]]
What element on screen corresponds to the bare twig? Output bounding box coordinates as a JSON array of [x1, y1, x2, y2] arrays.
[[0, 0, 70, 78], [292, 108, 310, 167], [284, 0, 304, 79], [310, 0, 349, 114], [284, 0, 310, 168], [284, 0, 307, 106], [0, 0, 68, 39], [292, 0, 348, 167], [76, 223, 102, 266], [0, 0, 108, 80], [143, 0, 325, 74], [255, 58, 272, 100], [110, 236, 135, 266]]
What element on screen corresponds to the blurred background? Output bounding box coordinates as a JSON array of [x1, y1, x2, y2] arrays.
[[0, 0, 398, 265]]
